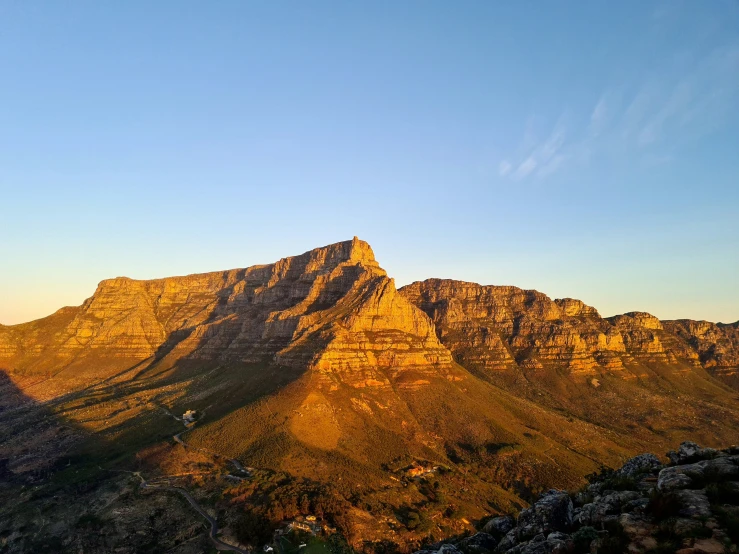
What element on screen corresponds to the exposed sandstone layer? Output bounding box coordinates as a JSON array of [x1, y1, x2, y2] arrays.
[[399, 279, 738, 382], [0, 238, 452, 388], [2, 246, 737, 393], [663, 319, 739, 385]]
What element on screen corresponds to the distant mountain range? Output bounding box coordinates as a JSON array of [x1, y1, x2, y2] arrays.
[[1, 237, 738, 551]]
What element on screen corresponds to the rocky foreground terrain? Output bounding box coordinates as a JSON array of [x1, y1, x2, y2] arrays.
[[416, 442, 739, 554], [1, 238, 738, 551]]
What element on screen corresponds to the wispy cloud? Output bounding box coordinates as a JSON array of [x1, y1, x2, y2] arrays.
[[589, 95, 608, 136], [637, 81, 693, 146], [498, 160, 512, 177], [513, 156, 537, 179], [499, 117, 570, 181], [497, 38, 739, 181]]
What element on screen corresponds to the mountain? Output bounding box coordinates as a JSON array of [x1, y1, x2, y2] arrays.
[[1, 238, 738, 552], [0, 237, 450, 392]]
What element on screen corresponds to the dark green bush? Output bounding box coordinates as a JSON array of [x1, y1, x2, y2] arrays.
[[571, 526, 598, 553], [646, 490, 681, 521], [706, 481, 739, 505], [713, 505, 739, 545]]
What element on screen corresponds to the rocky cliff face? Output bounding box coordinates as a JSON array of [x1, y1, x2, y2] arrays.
[[663, 319, 739, 386], [0, 238, 452, 388], [399, 279, 738, 384]]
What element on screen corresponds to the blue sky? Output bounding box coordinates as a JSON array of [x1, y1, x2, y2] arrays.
[[1, 0, 738, 325]]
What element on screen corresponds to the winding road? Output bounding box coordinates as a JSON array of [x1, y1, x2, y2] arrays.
[[129, 409, 251, 553], [140, 477, 249, 553]]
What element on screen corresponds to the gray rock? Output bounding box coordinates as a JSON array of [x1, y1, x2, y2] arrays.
[[616, 453, 662, 477], [516, 490, 573, 540], [483, 515, 515, 538], [667, 441, 702, 464], [701, 456, 739, 478], [511, 535, 551, 554], [458, 533, 497, 554], [586, 482, 604, 495], [673, 489, 712, 519], [725, 481, 739, 493], [658, 456, 739, 491], [622, 497, 649, 512], [657, 466, 696, 491], [666, 441, 720, 465], [576, 491, 641, 526], [496, 529, 518, 552], [545, 532, 571, 554], [575, 503, 596, 527]]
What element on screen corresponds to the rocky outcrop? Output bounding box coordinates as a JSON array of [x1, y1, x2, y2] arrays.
[[0, 238, 452, 387], [400, 280, 739, 383], [414, 442, 739, 554]]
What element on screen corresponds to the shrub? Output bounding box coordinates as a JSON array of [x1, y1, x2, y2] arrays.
[[597, 520, 629, 554], [706, 481, 739, 505], [233, 510, 275, 547], [571, 526, 598, 553], [713, 505, 739, 545], [646, 490, 681, 521]]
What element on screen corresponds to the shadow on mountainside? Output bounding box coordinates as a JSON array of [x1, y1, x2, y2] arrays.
[[0, 364, 284, 553]]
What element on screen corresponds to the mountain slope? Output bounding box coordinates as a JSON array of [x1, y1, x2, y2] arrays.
[[1, 239, 738, 551]]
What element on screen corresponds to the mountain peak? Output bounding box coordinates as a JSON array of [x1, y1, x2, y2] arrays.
[[307, 236, 378, 268], [347, 235, 376, 263]]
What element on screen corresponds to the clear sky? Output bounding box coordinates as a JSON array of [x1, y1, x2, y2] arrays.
[[1, 0, 738, 325]]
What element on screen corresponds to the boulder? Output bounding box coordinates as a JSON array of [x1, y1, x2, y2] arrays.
[[483, 515, 515, 538], [545, 532, 571, 554], [576, 491, 641, 526], [516, 490, 573, 541], [657, 466, 697, 491], [511, 534, 548, 554], [457, 533, 497, 554], [667, 442, 719, 465], [496, 529, 519, 552], [621, 497, 649, 513], [700, 456, 739, 478], [658, 456, 739, 491], [673, 489, 712, 519], [616, 453, 662, 477]]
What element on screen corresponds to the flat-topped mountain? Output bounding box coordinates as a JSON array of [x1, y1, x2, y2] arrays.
[[0, 238, 451, 393], [1, 238, 738, 552]]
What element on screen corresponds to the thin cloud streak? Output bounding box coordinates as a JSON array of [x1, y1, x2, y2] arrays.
[[498, 39, 739, 181]]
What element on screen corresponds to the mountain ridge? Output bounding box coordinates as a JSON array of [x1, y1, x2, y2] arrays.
[[1, 238, 738, 551]]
